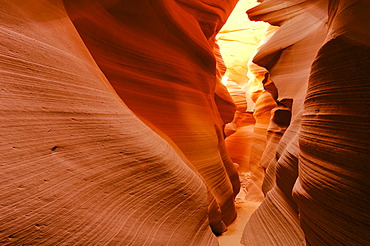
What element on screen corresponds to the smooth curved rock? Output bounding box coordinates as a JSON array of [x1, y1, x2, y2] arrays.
[[293, 1, 370, 245], [245, 91, 276, 202], [225, 81, 248, 113], [246, 25, 279, 99], [242, 0, 370, 245], [224, 81, 253, 170], [214, 43, 238, 127], [249, 0, 329, 117], [63, 0, 240, 234], [225, 112, 255, 171], [241, 187, 305, 246], [242, 0, 328, 245], [0, 1, 219, 245], [261, 99, 293, 195]]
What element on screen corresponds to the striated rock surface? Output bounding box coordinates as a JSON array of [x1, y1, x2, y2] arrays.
[[241, 110, 305, 246], [242, 0, 329, 245], [0, 0, 236, 244], [242, 0, 370, 245], [214, 43, 238, 127], [293, 0, 370, 245], [250, 0, 329, 117], [218, 1, 283, 208], [246, 24, 279, 99], [224, 81, 253, 170], [245, 91, 276, 202], [261, 99, 293, 194], [2, 0, 369, 245], [63, 0, 240, 234]]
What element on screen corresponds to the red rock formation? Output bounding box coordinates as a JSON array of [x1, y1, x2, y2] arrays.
[[0, 1, 234, 244], [63, 0, 240, 235], [245, 91, 276, 202], [293, 0, 370, 245], [2, 0, 369, 245], [242, 0, 370, 245], [242, 0, 328, 245], [224, 81, 252, 169], [214, 43, 237, 127], [261, 99, 293, 194]]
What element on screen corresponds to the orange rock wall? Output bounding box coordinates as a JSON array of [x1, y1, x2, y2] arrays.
[[2, 0, 369, 245], [294, 0, 370, 244], [242, 1, 328, 245], [0, 0, 243, 244], [242, 0, 370, 245], [63, 0, 240, 235]]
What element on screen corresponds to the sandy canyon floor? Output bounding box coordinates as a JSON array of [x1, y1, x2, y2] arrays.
[[218, 172, 262, 246]]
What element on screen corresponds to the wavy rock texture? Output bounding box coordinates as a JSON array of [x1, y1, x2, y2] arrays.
[[245, 91, 276, 202], [224, 81, 252, 169], [242, 110, 305, 246], [246, 25, 279, 98], [225, 81, 248, 114], [214, 43, 237, 127], [0, 1, 225, 245], [218, 0, 282, 208], [261, 99, 292, 195], [224, 85, 276, 202], [242, 0, 329, 245], [293, 0, 370, 245], [63, 0, 240, 234], [242, 0, 370, 245], [241, 22, 281, 200], [250, 0, 329, 117]]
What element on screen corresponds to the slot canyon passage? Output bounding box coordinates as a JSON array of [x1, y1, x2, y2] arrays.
[[0, 0, 369, 245]]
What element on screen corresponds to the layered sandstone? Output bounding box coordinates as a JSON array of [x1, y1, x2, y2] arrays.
[[1, 0, 369, 245], [0, 0, 241, 244], [242, 0, 329, 245], [63, 0, 240, 234], [242, 0, 370, 245], [293, 1, 370, 245]]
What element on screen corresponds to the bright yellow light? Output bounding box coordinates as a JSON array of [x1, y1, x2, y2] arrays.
[[216, 0, 268, 86], [221, 76, 229, 85]]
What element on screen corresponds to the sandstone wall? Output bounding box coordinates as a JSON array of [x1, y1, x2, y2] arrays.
[[241, 0, 370, 245], [294, 0, 370, 244], [0, 0, 242, 244], [63, 0, 240, 234]]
